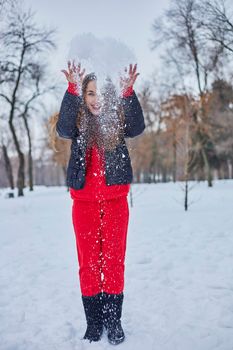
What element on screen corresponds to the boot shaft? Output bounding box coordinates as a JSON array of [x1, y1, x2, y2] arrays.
[[102, 292, 125, 345], [102, 292, 124, 327], [81, 293, 104, 342], [82, 293, 104, 326]]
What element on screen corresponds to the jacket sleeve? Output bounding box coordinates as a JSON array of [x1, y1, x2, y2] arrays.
[[56, 90, 82, 139], [121, 91, 146, 138]]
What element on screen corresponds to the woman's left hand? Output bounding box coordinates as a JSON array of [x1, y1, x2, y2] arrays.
[[120, 63, 140, 93]]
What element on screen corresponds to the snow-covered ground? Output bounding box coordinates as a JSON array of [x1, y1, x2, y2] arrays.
[[0, 180, 233, 350]]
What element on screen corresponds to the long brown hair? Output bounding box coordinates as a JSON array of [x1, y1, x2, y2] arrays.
[[49, 73, 125, 152]]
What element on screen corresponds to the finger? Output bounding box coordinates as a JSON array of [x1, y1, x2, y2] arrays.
[[132, 63, 137, 75], [129, 63, 133, 75], [80, 68, 85, 77], [132, 73, 140, 84], [133, 72, 140, 79], [61, 69, 68, 75], [68, 61, 73, 74], [132, 73, 140, 83], [77, 62, 81, 73], [119, 77, 125, 88], [72, 59, 77, 72], [61, 70, 69, 80]]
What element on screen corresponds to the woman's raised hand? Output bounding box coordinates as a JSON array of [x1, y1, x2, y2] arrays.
[[120, 63, 140, 92], [61, 60, 86, 86]]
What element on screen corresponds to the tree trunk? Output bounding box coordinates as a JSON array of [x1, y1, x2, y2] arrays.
[[162, 167, 167, 183], [9, 120, 25, 196], [184, 178, 188, 211], [2, 144, 14, 189], [28, 150, 33, 191], [201, 147, 212, 187], [17, 152, 25, 196], [22, 114, 33, 191], [172, 136, 177, 183]]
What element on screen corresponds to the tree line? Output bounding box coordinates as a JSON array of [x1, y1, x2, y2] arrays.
[[1, 0, 233, 197]]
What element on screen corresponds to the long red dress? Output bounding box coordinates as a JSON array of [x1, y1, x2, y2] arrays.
[[67, 82, 132, 296]]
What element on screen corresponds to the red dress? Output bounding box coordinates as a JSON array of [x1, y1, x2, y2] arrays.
[[71, 146, 130, 295], [67, 82, 133, 296]]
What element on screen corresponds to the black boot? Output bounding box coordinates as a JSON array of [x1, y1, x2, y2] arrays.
[[103, 292, 125, 345], [81, 293, 104, 342]]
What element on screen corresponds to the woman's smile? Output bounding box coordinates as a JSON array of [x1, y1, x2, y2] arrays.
[[90, 104, 101, 113]]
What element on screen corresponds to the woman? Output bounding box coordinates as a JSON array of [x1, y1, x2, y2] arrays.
[[54, 61, 145, 345]]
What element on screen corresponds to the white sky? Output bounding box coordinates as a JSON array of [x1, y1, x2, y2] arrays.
[[23, 0, 170, 89]]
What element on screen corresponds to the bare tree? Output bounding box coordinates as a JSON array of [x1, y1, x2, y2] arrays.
[[201, 0, 233, 54], [137, 82, 162, 183], [19, 68, 57, 191], [0, 5, 56, 196], [151, 0, 225, 186], [161, 94, 189, 182]]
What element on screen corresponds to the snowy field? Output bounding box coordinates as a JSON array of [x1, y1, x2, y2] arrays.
[[0, 180, 233, 350]]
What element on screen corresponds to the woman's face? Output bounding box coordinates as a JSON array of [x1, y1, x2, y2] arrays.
[[84, 80, 101, 116]]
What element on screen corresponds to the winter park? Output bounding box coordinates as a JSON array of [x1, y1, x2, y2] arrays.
[[1, 0, 233, 349]]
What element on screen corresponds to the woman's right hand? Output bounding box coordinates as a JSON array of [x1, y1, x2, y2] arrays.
[[61, 60, 86, 85]]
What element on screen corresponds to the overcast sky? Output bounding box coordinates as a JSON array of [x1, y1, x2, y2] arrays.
[[23, 0, 170, 89]]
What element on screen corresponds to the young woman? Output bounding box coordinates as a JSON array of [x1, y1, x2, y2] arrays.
[[54, 61, 145, 345]]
